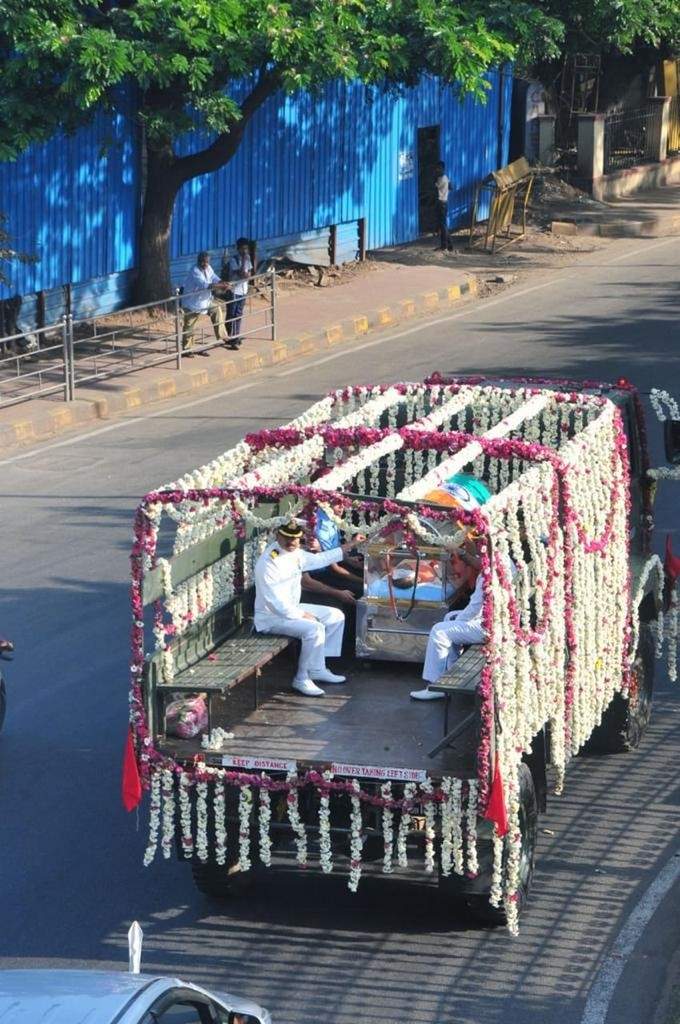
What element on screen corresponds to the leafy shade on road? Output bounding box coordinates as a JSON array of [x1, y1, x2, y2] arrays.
[[1, 0, 680, 303]]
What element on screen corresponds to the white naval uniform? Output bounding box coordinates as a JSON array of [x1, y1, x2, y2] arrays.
[[422, 573, 485, 684], [254, 541, 346, 681]]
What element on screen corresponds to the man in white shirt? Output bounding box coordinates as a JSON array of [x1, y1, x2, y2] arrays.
[[181, 251, 230, 356], [224, 237, 253, 350], [411, 537, 485, 700], [434, 161, 452, 251], [254, 520, 365, 696]]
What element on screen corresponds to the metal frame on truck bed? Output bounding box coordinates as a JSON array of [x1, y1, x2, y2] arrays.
[[127, 376, 675, 934]]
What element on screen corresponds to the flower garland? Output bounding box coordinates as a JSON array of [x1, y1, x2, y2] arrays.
[[319, 770, 334, 874], [381, 782, 394, 874], [258, 782, 272, 867], [143, 770, 161, 866], [396, 783, 416, 868], [348, 780, 363, 892], [238, 786, 253, 872], [130, 376, 673, 935], [286, 771, 308, 865]]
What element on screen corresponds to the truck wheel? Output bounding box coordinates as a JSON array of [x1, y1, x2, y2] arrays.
[[190, 857, 254, 899], [584, 623, 655, 754], [439, 762, 538, 927], [189, 815, 255, 898]]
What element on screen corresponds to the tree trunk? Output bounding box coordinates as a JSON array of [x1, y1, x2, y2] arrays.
[[134, 150, 181, 305], [134, 73, 280, 305]]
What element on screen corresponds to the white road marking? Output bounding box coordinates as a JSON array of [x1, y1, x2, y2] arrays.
[[276, 235, 679, 378], [0, 382, 255, 467], [580, 849, 680, 1024]]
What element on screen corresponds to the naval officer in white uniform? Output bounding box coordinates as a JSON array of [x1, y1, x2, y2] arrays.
[[254, 520, 365, 696]]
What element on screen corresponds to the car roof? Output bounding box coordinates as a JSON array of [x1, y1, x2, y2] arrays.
[[0, 969, 270, 1024], [0, 970, 178, 1024]]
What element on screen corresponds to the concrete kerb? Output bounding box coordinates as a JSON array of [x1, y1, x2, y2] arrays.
[[0, 273, 478, 450]]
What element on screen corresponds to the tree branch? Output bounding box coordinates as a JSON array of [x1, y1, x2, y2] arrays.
[[172, 71, 281, 186]]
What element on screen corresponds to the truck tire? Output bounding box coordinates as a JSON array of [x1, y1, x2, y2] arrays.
[[584, 622, 655, 754], [439, 762, 538, 927], [189, 813, 255, 898], [190, 854, 254, 899]]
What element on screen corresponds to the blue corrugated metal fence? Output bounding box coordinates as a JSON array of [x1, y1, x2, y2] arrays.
[[0, 69, 512, 327]]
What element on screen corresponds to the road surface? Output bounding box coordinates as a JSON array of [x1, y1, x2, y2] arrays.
[[1, 234, 679, 1024]]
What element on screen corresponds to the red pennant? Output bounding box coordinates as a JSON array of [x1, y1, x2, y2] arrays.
[[665, 534, 680, 582], [483, 755, 509, 837], [122, 727, 142, 812]]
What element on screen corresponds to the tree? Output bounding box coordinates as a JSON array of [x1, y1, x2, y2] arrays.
[[0, 213, 35, 289], [1, 0, 565, 302]]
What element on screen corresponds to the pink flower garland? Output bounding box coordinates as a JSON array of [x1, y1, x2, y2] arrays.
[[129, 380, 640, 822]]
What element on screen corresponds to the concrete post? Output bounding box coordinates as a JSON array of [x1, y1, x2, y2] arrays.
[[536, 114, 556, 165], [647, 96, 671, 162], [577, 114, 605, 189]]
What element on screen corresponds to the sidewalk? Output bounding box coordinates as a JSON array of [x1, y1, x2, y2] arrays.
[[2, 181, 680, 452], [0, 259, 481, 450]]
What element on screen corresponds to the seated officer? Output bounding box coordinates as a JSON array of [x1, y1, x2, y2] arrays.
[[254, 519, 364, 697], [410, 534, 484, 701]]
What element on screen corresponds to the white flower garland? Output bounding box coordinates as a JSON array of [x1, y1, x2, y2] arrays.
[[201, 727, 234, 751], [143, 769, 162, 866], [421, 779, 436, 874], [179, 771, 194, 859], [319, 771, 334, 874], [650, 388, 680, 422], [214, 776, 227, 866], [258, 783, 273, 867], [348, 779, 363, 892], [286, 772, 308, 865], [381, 782, 394, 874], [396, 783, 416, 868], [238, 786, 253, 871], [465, 780, 479, 876], [195, 780, 209, 863], [160, 768, 175, 860]]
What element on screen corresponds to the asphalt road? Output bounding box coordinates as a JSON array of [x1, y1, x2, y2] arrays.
[[1, 233, 680, 1024]]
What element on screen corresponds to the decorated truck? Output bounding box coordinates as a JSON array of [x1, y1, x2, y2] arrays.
[[125, 375, 678, 934]]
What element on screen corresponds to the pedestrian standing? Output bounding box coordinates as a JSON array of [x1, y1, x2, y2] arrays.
[[434, 161, 452, 251], [180, 251, 229, 356], [224, 237, 253, 349]]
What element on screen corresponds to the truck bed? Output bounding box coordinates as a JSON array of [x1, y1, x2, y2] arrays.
[[161, 656, 477, 780]]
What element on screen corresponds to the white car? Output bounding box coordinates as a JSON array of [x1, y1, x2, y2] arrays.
[[0, 969, 271, 1024]]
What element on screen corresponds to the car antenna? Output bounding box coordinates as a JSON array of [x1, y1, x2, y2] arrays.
[[128, 921, 143, 975]]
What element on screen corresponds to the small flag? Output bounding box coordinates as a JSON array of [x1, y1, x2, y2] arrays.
[[122, 727, 142, 812], [483, 755, 509, 837]]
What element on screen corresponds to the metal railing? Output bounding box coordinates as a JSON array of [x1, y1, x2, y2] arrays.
[[0, 269, 276, 410], [603, 104, 662, 174]]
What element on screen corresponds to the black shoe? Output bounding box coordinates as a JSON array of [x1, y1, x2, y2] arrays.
[[197, 350, 210, 357], [183, 351, 195, 359]]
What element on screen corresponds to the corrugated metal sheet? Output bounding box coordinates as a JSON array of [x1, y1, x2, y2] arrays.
[[171, 69, 511, 257], [1, 70, 510, 324], [0, 96, 138, 303]]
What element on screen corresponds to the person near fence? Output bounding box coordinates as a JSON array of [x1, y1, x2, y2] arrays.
[[434, 161, 452, 251], [223, 237, 253, 350], [180, 251, 230, 356], [254, 519, 366, 697]]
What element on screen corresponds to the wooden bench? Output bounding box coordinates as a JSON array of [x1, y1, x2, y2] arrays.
[[426, 646, 484, 758], [141, 496, 299, 741], [150, 620, 295, 736]]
